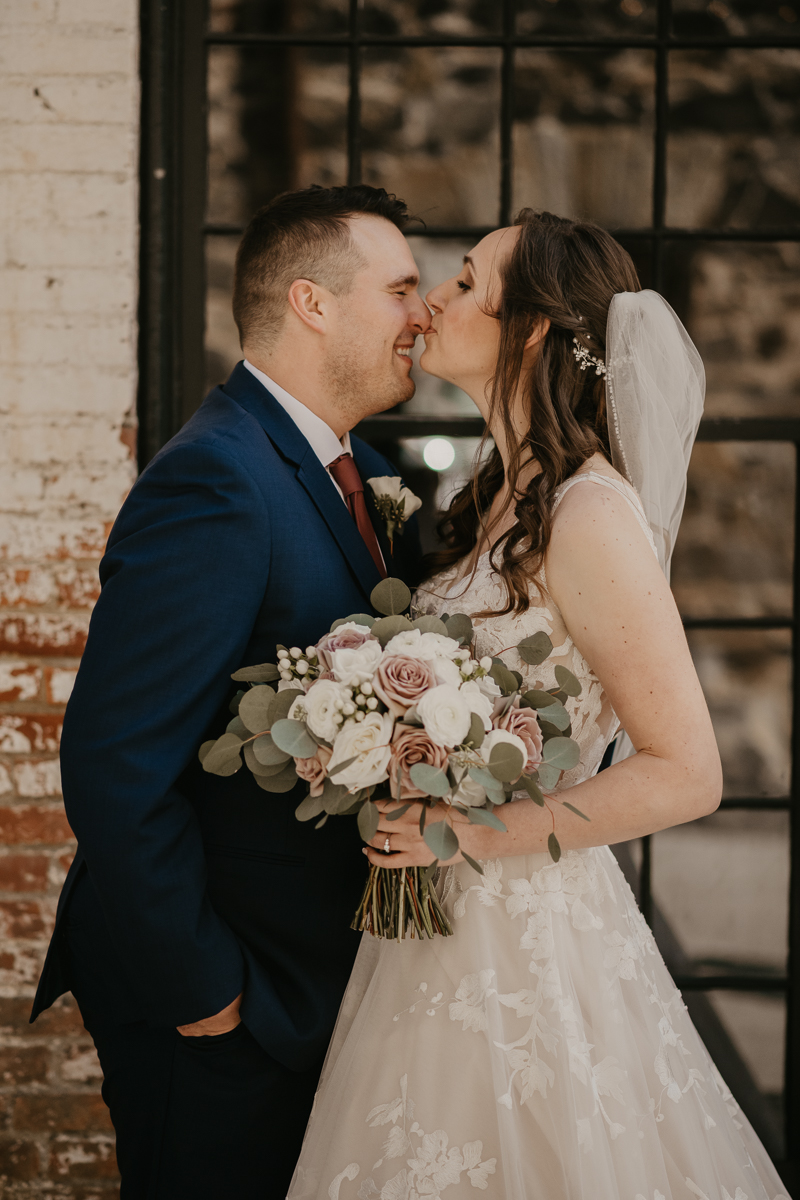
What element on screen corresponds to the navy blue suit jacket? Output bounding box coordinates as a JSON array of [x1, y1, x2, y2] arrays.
[[31, 362, 422, 1071]]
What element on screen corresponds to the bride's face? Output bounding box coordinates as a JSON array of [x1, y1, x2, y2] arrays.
[[419, 226, 519, 416]]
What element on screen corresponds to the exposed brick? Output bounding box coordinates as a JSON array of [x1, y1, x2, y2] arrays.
[[13, 760, 63, 799], [0, 1045, 49, 1087], [0, 661, 41, 703], [0, 943, 47, 991], [13, 1094, 113, 1134], [0, 995, 86, 1039], [0, 855, 50, 893], [0, 615, 89, 658], [0, 517, 109, 561], [58, 1045, 103, 1086], [51, 1135, 117, 1181], [0, 716, 63, 756], [0, 766, 11, 797], [0, 807, 72, 844], [45, 666, 79, 705], [0, 1135, 40, 1181], [0, 900, 50, 939]]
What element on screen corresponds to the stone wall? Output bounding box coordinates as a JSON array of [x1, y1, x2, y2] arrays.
[[0, 0, 138, 1192]]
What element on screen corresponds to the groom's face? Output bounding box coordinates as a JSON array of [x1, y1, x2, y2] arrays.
[[322, 216, 431, 422]]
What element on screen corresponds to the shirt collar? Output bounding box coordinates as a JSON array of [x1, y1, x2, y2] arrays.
[[243, 360, 351, 467]]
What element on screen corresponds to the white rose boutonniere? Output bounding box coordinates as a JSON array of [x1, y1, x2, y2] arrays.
[[366, 476, 422, 551]]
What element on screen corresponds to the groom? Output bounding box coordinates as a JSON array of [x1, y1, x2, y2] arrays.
[[31, 184, 430, 1197]]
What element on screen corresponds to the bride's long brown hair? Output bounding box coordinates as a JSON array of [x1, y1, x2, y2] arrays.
[[424, 209, 641, 616]]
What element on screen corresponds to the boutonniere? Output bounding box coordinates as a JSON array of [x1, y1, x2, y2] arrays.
[[366, 476, 423, 552]]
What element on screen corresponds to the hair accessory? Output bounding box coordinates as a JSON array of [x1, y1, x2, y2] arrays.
[[572, 336, 607, 376]]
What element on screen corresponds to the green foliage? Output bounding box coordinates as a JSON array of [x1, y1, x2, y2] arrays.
[[199, 732, 242, 776], [518, 774, 545, 806], [229, 689, 245, 715], [563, 801, 591, 822], [489, 659, 518, 695], [537, 763, 561, 791], [409, 763, 451, 797], [537, 701, 570, 730], [371, 614, 414, 645], [423, 820, 459, 861], [543, 737, 581, 771], [468, 766, 505, 804], [412, 615, 448, 635], [231, 662, 280, 683], [516, 630, 553, 666], [554, 665, 582, 697], [271, 687, 304, 721], [357, 801, 380, 842], [444, 613, 473, 644], [331, 613, 375, 631], [226, 716, 248, 738], [371, 577, 412, 616], [466, 712, 485, 749], [252, 761, 298, 792], [548, 832, 562, 862], [461, 851, 484, 876], [270, 718, 317, 759], [295, 792, 326, 822], [465, 807, 507, 832], [321, 778, 354, 814], [488, 741, 525, 783], [251, 732, 291, 767], [243, 742, 290, 777], [238, 686, 276, 734]]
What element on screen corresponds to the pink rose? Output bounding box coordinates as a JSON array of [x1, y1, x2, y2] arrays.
[[389, 726, 449, 800], [373, 655, 437, 718], [493, 698, 544, 772], [294, 744, 333, 798], [316, 623, 377, 670]]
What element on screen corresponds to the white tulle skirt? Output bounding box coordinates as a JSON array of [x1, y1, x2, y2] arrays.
[[288, 847, 791, 1200]]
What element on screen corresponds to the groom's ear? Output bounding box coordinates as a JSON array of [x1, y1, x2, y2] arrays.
[[286, 278, 331, 335]]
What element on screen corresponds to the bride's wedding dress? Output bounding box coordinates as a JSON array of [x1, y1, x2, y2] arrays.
[[288, 472, 790, 1200]]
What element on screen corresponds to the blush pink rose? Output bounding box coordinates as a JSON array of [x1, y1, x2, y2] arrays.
[[373, 655, 437, 718], [316, 623, 377, 670], [389, 726, 449, 800], [294, 744, 333, 798], [493, 698, 544, 772]]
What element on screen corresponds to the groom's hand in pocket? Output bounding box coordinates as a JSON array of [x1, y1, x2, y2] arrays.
[[176, 992, 243, 1037]]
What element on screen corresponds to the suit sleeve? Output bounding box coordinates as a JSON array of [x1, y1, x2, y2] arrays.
[[60, 440, 270, 1026]]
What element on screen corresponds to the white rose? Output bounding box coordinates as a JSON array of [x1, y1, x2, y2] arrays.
[[453, 773, 487, 808], [459, 680, 494, 731], [475, 671, 502, 700], [481, 728, 528, 778], [384, 628, 461, 661], [416, 684, 471, 749], [367, 476, 423, 517], [302, 679, 346, 743], [328, 711, 394, 789], [329, 640, 383, 687]]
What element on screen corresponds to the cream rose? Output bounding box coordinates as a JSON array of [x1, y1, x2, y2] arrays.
[[373, 654, 436, 718], [389, 726, 449, 800], [294, 744, 333, 798], [453, 773, 487, 808], [301, 679, 346, 743], [416, 684, 471, 749], [384, 629, 463, 688], [316, 622, 377, 670], [459, 680, 494, 732], [481, 728, 528, 781], [494, 697, 544, 771], [328, 711, 394, 789], [329, 639, 383, 687]]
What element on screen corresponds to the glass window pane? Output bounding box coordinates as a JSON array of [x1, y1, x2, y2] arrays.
[[667, 49, 800, 230], [209, 0, 349, 36], [662, 240, 800, 418], [673, 0, 800, 39], [687, 628, 791, 800], [363, 0, 502, 36], [672, 442, 794, 620], [513, 50, 655, 228], [361, 47, 502, 228], [517, 0, 657, 35], [705, 991, 785, 1114], [207, 45, 349, 227]]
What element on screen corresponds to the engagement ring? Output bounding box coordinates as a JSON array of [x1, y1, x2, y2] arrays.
[[383, 836, 391, 854]]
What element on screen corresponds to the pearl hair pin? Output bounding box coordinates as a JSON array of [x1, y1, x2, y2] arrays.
[[572, 336, 607, 376]]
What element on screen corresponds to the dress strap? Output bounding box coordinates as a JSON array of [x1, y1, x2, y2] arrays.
[[551, 471, 659, 559]]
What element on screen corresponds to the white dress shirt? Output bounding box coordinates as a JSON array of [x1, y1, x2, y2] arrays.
[[243, 359, 352, 504]]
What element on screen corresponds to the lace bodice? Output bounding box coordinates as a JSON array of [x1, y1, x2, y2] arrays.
[[415, 471, 659, 789]]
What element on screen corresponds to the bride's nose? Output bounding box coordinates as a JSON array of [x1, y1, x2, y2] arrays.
[[426, 283, 445, 313]]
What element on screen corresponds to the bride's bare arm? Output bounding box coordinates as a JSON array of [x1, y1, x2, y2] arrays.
[[366, 480, 722, 867]]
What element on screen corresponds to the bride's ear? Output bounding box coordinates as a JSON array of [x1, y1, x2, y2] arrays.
[[523, 316, 550, 355]]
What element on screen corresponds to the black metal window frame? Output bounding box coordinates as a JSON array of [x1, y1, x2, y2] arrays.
[[138, 0, 800, 1179]]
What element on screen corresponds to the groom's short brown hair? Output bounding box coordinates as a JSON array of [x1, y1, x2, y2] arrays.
[[233, 184, 411, 351]]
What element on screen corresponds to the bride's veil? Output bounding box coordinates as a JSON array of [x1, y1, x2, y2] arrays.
[[605, 289, 705, 581]]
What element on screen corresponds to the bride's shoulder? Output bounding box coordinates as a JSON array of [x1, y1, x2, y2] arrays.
[[548, 459, 657, 565]]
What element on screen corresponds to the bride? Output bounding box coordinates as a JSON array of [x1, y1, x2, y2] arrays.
[[288, 210, 791, 1200]]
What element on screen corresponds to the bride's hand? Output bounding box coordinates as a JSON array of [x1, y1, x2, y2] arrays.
[[363, 800, 479, 869]]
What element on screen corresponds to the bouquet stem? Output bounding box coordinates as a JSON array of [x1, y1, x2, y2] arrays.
[[351, 864, 453, 940]]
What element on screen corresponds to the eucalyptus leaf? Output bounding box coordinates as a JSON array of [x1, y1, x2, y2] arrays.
[[200, 732, 243, 776], [251, 732, 291, 767], [536, 701, 569, 730], [539, 721, 563, 743], [328, 755, 359, 779], [488, 742, 525, 783], [537, 763, 561, 791], [554, 665, 582, 697], [461, 851, 484, 876], [518, 774, 545, 806], [563, 801, 591, 822], [231, 662, 280, 683], [444, 613, 473, 644], [229, 689, 245, 715], [198, 740, 214, 764], [315, 814, 329, 828], [331, 613, 375, 631], [548, 831, 562, 862], [371, 614, 414, 645], [465, 807, 508, 832], [357, 800, 380, 842], [321, 778, 355, 814], [489, 659, 518, 696], [270, 718, 318, 759], [412, 615, 448, 635], [271, 687, 304, 722], [386, 803, 412, 821], [423, 820, 460, 861], [468, 766, 505, 803], [238, 686, 277, 734], [226, 715, 248, 738], [423, 859, 439, 885], [409, 763, 451, 798], [516, 630, 553, 666], [243, 741, 290, 778], [522, 689, 561, 711], [466, 711, 485, 749], [295, 791, 326, 822], [253, 761, 298, 792], [543, 736, 581, 771], [370, 576, 412, 617]]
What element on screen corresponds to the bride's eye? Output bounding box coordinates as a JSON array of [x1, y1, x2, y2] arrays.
[[457, 280, 471, 292]]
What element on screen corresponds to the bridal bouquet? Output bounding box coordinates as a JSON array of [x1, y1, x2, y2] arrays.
[[199, 577, 586, 941]]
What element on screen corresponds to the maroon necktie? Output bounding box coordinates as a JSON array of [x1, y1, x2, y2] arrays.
[[328, 454, 387, 579]]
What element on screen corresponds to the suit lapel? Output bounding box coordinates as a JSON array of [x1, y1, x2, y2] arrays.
[[223, 363, 383, 603]]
